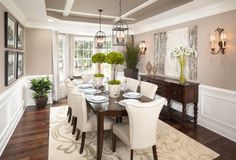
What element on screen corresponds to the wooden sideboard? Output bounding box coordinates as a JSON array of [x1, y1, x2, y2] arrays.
[[140, 75, 199, 126]]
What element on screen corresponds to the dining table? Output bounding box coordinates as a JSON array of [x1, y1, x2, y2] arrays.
[[85, 90, 153, 160]]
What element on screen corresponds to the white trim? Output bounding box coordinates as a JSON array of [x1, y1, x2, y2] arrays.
[[63, 0, 75, 16], [0, 0, 26, 25]]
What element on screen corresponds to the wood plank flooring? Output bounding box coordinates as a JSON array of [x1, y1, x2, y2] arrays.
[[1, 98, 236, 160]]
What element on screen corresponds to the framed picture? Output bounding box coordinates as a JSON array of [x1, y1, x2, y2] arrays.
[[17, 52, 24, 78], [17, 22, 24, 49], [4, 12, 17, 49], [5, 51, 17, 86]]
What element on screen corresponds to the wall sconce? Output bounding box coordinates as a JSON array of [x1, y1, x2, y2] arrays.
[[210, 28, 227, 55], [139, 41, 147, 55]]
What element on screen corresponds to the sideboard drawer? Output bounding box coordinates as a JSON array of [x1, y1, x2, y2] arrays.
[[170, 84, 182, 102], [156, 84, 167, 97]]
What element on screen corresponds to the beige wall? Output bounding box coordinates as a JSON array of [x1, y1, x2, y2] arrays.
[[25, 28, 52, 75], [135, 10, 236, 91]]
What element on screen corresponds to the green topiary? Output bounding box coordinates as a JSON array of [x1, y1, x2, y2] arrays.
[[30, 76, 52, 99], [105, 51, 124, 82], [92, 53, 106, 74], [94, 73, 104, 77], [108, 80, 121, 85]]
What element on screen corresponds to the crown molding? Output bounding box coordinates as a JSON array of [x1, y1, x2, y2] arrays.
[[132, 0, 236, 34], [0, 0, 26, 25]]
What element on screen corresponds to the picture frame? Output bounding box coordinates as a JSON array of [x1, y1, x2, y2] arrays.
[[17, 52, 24, 78], [5, 51, 17, 86], [17, 22, 24, 49], [4, 12, 17, 49]]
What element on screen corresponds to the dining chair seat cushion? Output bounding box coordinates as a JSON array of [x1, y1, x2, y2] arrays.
[[113, 122, 130, 146], [83, 113, 115, 132]]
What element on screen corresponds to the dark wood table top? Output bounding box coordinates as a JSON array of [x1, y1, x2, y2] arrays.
[[86, 91, 153, 114]]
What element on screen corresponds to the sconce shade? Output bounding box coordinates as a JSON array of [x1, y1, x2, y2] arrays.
[[210, 28, 227, 55], [112, 0, 129, 46], [94, 9, 106, 49], [139, 40, 147, 55]]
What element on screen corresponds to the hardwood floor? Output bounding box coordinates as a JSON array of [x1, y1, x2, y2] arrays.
[[1, 98, 236, 160]]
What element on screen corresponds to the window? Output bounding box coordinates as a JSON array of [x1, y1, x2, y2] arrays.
[[72, 36, 112, 77], [57, 35, 66, 85]]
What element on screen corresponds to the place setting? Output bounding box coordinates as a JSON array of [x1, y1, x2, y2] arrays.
[[86, 95, 109, 103]]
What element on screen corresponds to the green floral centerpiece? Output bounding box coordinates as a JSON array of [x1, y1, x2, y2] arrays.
[[105, 51, 124, 98], [171, 46, 197, 84]]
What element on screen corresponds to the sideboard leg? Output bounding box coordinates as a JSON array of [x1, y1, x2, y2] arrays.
[[167, 99, 171, 119], [182, 103, 186, 125], [194, 102, 198, 127]]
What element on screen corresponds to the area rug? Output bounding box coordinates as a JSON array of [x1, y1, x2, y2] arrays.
[[48, 106, 219, 160]]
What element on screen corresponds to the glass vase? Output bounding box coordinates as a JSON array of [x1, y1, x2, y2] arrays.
[[178, 56, 186, 84]]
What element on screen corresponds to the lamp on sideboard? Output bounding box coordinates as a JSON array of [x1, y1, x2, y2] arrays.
[[139, 40, 147, 55], [210, 28, 227, 55]]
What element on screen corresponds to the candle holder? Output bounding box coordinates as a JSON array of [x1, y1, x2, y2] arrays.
[[210, 28, 227, 55]]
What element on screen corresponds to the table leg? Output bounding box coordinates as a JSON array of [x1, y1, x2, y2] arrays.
[[182, 103, 186, 124], [167, 99, 171, 119], [194, 102, 198, 126], [97, 112, 104, 160]]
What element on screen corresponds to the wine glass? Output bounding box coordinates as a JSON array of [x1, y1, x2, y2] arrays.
[[113, 88, 119, 103], [99, 85, 105, 94]]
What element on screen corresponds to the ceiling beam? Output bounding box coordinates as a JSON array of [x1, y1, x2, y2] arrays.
[[63, 0, 75, 16], [114, 0, 158, 21], [47, 8, 136, 21]]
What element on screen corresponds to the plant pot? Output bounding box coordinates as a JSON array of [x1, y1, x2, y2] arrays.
[[94, 77, 104, 86], [35, 97, 48, 108], [109, 84, 121, 98], [124, 68, 139, 79]]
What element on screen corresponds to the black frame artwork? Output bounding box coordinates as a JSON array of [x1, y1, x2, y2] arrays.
[[4, 12, 17, 49], [17, 22, 24, 49], [17, 52, 24, 78], [5, 51, 17, 86]]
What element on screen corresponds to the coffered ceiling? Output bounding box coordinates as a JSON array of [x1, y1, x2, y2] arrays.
[[45, 0, 193, 24]]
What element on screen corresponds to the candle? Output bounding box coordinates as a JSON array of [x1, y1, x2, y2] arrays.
[[210, 35, 216, 49]]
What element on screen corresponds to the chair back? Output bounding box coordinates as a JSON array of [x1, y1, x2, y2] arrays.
[[125, 98, 165, 150], [126, 77, 139, 92], [71, 89, 88, 132], [66, 81, 75, 107], [140, 81, 158, 99]]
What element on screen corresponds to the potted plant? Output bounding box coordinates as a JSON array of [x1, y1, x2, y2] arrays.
[[105, 51, 125, 98], [30, 76, 52, 108], [92, 52, 106, 86], [124, 42, 140, 79]]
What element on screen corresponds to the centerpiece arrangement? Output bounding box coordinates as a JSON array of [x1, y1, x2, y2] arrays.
[[91, 52, 106, 86], [171, 46, 197, 84], [124, 42, 140, 79], [105, 51, 125, 98], [30, 76, 52, 108]]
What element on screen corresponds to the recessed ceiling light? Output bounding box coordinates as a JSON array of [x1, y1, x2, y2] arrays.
[[48, 19, 53, 22]]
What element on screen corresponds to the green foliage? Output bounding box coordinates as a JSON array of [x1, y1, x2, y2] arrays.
[[108, 80, 121, 85], [124, 42, 140, 69], [92, 53, 106, 63], [105, 51, 124, 65], [94, 73, 104, 77], [30, 76, 52, 99]]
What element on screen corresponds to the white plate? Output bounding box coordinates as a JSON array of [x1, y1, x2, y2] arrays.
[[86, 95, 109, 103], [119, 99, 140, 106], [83, 88, 100, 94], [123, 92, 142, 99], [78, 83, 94, 89]]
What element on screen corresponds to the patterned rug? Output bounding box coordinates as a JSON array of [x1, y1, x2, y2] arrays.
[[48, 106, 219, 160]]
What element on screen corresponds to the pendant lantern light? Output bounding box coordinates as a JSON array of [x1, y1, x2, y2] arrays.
[[94, 9, 106, 49], [112, 0, 129, 46]]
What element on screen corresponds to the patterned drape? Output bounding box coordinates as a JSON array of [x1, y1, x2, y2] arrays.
[[154, 26, 198, 81], [154, 32, 167, 75]]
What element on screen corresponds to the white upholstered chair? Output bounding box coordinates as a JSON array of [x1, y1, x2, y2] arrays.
[[66, 81, 78, 134], [71, 89, 115, 154], [126, 77, 139, 92], [112, 98, 166, 160], [64, 78, 72, 119], [140, 81, 158, 99]]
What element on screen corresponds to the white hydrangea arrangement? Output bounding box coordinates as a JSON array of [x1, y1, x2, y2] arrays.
[[171, 46, 198, 58]]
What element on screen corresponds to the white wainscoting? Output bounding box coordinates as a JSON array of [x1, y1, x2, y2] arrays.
[[0, 78, 26, 156], [0, 75, 53, 156], [171, 84, 236, 142], [198, 85, 236, 142]]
